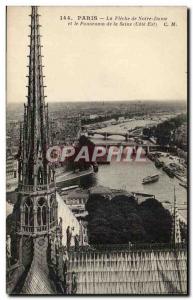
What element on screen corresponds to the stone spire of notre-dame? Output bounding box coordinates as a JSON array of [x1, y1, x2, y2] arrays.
[[19, 6, 51, 186], [14, 6, 58, 268]]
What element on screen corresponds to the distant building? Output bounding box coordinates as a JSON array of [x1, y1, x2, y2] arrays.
[[89, 114, 98, 120], [6, 155, 17, 181], [61, 188, 89, 217], [118, 116, 125, 123], [6, 121, 20, 149]]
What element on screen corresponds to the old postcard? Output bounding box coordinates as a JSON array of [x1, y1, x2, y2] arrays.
[[6, 6, 188, 295]]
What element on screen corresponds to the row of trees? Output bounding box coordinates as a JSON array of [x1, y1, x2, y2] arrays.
[[143, 114, 187, 146], [82, 111, 147, 126], [86, 194, 172, 245]]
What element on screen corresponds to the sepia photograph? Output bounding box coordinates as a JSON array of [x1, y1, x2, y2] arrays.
[[6, 6, 188, 295]]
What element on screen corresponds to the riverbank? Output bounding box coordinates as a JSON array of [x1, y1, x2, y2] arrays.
[[148, 152, 187, 183]]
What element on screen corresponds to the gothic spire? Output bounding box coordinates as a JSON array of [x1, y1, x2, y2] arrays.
[[19, 6, 52, 187]]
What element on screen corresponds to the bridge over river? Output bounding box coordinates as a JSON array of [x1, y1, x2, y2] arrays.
[[87, 130, 135, 141]]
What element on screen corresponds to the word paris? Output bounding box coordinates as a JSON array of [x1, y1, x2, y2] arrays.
[[60, 16, 167, 22], [46, 145, 147, 163]]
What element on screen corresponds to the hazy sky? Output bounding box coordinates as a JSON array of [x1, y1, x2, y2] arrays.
[[7, 6, 187, 103]]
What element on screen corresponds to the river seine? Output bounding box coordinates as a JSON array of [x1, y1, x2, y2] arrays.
[[77, 159, 187, 222]]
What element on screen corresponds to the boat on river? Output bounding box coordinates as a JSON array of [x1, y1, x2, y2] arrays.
[[61, 185, 79, 192], [155, 158, 164, 168], [162, 165, 175, 178], [142, 174, 159, 185]]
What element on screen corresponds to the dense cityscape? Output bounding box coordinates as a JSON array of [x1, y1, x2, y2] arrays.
[[7, 99, 188, 294]]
